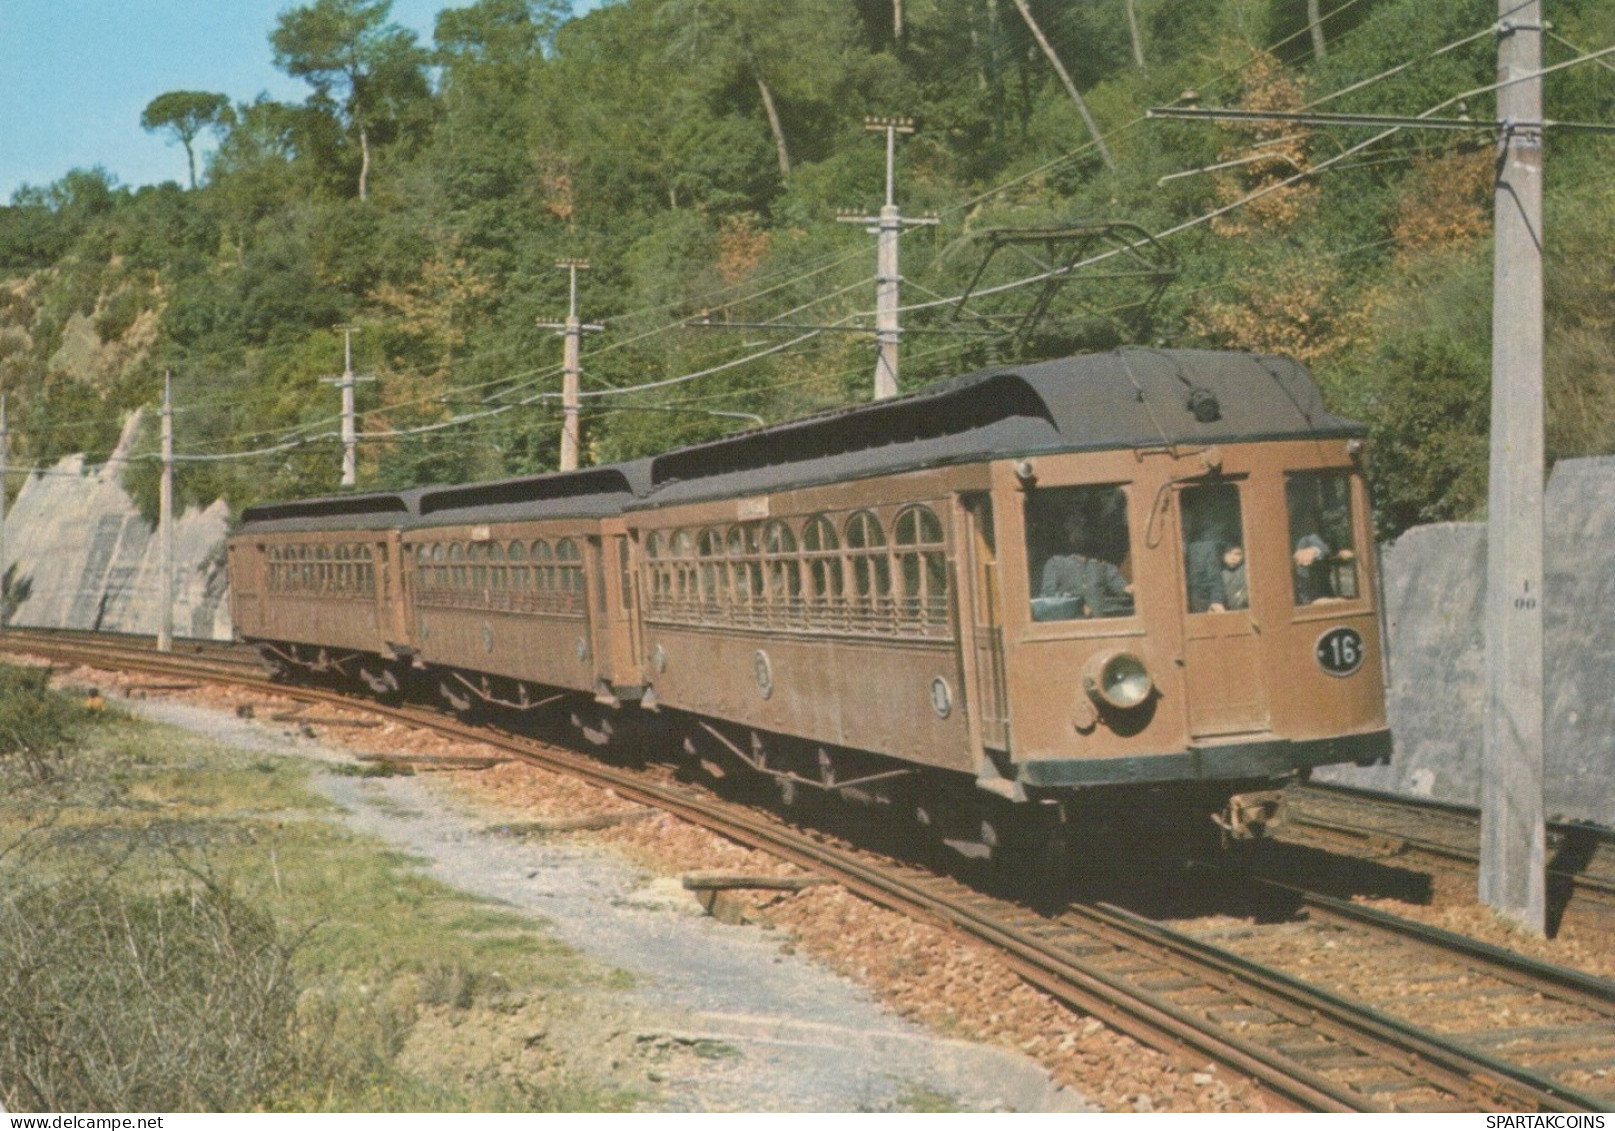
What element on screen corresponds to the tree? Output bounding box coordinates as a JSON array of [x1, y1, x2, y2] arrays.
[[270, 0, 429, 201], [139, 91, 233, 189]]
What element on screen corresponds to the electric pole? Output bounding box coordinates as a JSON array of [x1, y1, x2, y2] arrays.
[[839, 117, 937, 400], [1144, 3, 1605, 938], [157, 372, 174, 654], [537, 260, 603, 471], [322, 327, 374, 488], [1480, 0, 1546, 936]]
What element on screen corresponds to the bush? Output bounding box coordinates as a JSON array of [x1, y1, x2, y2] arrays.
[[0, 664, 100, 784], [0, 873, 301, 1111]]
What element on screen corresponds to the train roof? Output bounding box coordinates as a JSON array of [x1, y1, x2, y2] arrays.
[[405, 460, 652, 528], [630, 348, 1363, 509], [236, 488, 424, 533], [234, 462, 653, 536], [234, 350, 1361, 533]]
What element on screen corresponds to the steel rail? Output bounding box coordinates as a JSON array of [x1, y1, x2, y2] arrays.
[[1, 629, 1605, 1112], [1245, 875, 1615, 1015], [1282, 785, 1615, 906]]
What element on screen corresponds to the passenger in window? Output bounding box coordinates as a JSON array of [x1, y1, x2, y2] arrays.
[[1287, 473, 1359, 605], [1040, 514, 1133, 620], [1216, 544, 1248, 611], [1292, 534, 1354, 604]]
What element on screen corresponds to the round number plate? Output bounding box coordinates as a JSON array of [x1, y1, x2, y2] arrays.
[[930, 677, 953, 719], [753, 650, 774, 700], [1315, 626, 1365, 677]]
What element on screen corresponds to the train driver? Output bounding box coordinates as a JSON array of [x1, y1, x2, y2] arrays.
[[1040, 512, 1134, 620]]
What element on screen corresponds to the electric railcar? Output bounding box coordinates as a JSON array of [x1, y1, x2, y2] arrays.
[[227, 349, 1391, 862]]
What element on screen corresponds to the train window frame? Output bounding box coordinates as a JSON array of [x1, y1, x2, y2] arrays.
[[844, 510, 892, 630], [1285, 469, 1367, 619], [801, 514, 844, 614], [763, 520, 801, 609], [1179, 480, 1250, 616], [894, 504, 948, 633], [1021, 483, 1136, 628]]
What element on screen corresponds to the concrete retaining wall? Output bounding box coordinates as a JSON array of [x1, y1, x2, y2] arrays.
[[1, 415, 231, 641], [1316, 456, 1615, 827]]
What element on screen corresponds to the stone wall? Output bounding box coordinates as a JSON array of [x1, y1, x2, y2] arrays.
[[1, 414, 231, 641], [1315, 456, 1615, 827]]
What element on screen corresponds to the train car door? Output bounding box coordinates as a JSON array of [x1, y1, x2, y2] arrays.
[[959, 494, 1011, 752], [1176, 480, 1270, 738], [585, 535, 613, 696]]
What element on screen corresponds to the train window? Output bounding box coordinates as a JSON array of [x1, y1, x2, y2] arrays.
[[489, 541, 505, 590], [533, 540, 553, 590], [643, 532, 666, 608], [698, 528, 725, 611], [1286, 472, 1359, 605], [432, 543, 447, 588], [1025, 485, 1134, 622], [469, 542, 488, 592], [1181, 483, 1248, 613], [763, 521, 800, 603], [556, 539, 583, 593], [895, 506, 947, 629], [802, 515, 843, 604], [508, 540, 528, 590], [845, 512, 891, 619], [450, 543, 467, 589], [673, 530, 696, 610], [727, 524, 763, 603]]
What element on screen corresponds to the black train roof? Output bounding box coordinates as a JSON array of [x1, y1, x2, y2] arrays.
[[235, 350, 1359, 533], [631, 348, 1362, 509]]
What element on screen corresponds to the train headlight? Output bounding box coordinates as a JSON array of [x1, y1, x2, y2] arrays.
[[1083, 649, 1153, 711]]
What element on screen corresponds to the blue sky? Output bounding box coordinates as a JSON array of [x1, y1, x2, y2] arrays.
[[0, 1, 597, 202]]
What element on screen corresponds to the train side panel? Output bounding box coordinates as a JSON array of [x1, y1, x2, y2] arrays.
[[403, 520, 613, 697], [631, 467, 984, 774], [234, 530, 404, 656]]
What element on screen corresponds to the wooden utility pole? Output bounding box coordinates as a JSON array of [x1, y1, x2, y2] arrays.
[[538, 261, 603, 472], [322, 327, 374, 488], [1009, 0, 1115, 170], [838, 117, 937, 401], [157, 373, 174, 654], [1480, 0, 1546, 936]]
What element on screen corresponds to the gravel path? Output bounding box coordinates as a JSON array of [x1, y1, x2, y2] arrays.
[[126, 698, 1091, 1113]]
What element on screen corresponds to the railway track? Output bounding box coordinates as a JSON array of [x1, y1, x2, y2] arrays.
[[1279, 783, 1615, 912], [4, 627, 1612, 1113]]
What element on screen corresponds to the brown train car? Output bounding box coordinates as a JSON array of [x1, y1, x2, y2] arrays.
[[398, 465, 650, 713], [622, 349, 1389, 845], [228, 349, 1390, 859], [228, 490, 419, 694]]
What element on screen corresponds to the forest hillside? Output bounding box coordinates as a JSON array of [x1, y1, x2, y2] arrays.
[[1, 0, 1612, 536]]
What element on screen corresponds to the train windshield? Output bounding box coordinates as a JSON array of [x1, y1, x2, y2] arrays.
[[1025, 485, 1134, 622], [1286, 471, 1359, 604], [1181, 482, 1248, 613]]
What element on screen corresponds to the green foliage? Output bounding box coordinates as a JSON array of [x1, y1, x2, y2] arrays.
[[1, 0, 1611, 534], [0, 663, 102, 784], [140, 90, 234, 188]]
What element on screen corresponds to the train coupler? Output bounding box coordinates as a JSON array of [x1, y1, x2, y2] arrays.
[[1212, 789, 1286, 842]]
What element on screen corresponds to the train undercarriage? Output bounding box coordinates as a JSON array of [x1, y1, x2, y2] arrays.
[[255, 638, 1294, 890]]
